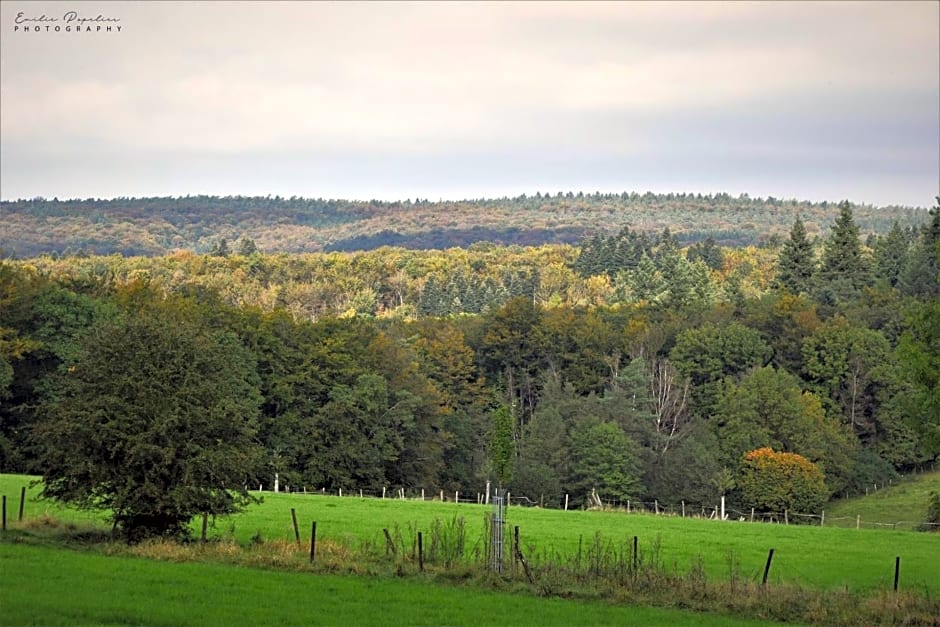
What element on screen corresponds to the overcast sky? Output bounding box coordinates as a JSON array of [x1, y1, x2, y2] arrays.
[[1, 1, 937, 206]]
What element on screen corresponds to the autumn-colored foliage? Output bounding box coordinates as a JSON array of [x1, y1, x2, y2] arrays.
[[0, 193, 927, 258], [1, 201, 937, 530], [739, 447, 828, 516]]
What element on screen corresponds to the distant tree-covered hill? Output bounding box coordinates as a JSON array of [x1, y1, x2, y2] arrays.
[[0, 192, 929, 257]]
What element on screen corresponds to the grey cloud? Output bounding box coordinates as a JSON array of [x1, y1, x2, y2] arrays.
[[1, 1, 936, 206]]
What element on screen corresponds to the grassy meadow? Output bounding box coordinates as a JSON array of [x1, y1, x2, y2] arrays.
[[3, 473, 938, 595], [825, 470, 940, 530], [2, 542, 790, 627], [196, 491, 940, 594]]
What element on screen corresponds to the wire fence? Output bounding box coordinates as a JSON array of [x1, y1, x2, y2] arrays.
[[254, 482, 940, 532]]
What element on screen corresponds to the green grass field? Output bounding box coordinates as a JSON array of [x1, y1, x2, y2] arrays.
[[825, 470, 940, 530], [0, 543, 781, 626], [3, 474, 938, 595]]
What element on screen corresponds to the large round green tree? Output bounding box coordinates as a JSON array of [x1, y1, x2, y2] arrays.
[[569, 420, 642, 507], [36, 305, 263, 540]]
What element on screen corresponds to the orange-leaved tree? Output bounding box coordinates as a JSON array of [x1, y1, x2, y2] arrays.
[[739, 447, 827, 517]]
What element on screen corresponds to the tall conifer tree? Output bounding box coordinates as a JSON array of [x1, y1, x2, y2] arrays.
[[775, 217, 816, 294], [818, 201, 870, 300], [900, 198, 940, 298]]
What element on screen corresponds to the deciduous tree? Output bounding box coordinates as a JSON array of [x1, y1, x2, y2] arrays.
[[738, 448, 827, 516], [714, 366, 856, 494], [36, 305, 262, 540], [569, 420, 642, 507]]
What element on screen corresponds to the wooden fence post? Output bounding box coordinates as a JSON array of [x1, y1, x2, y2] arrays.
[[513, 525, 533, 583], [383, 528, 397, 556], [2, 495, 6, 531], [309, 521, 317, 563], [418, 532, 424, 572], [291, 508, 300, 545], [18, 486, 26, 522], [894, 556, 900, 592], [761, 548, 775, 586], [856, 515, 860, 530], [632, 535, 638, 576], [821, 511, 825, 527], [681, 500, 685, 517]]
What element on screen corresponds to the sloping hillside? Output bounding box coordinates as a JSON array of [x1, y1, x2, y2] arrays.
[[0, 192, 929, 257], [825, 470, 940, 531]]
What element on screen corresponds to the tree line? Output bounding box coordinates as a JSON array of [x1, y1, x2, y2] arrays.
[[0, 200, 936, 537], [1, 192, 929, 258]]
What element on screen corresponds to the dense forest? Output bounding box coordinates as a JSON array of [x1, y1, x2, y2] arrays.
[[0, 192, 930, 257], [1, 199, 937, 519]]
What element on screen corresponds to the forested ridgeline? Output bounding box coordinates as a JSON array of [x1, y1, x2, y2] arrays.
[[0, 192, 929, 257], [0, 202, 937, 524]]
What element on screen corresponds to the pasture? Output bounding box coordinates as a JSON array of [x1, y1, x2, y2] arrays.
[[825, 470, 940, 530], [0, 542, 788, 626], [225, 493, 940, 594], [3, 474, 938, 595]]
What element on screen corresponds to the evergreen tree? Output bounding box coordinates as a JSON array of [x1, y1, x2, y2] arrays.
[[629, 253, 665, 302], [657, 247, 694, 307], [687, 236, 724, 271], [573, 235, 603, 277], [210, 238, 231, 257], [775, 217, 816, 294], [900, 199, 940, 298], [818, 201, 870, 300], [418, 276, 444, 317], [656, 227, 680, 259], [236, 237, 259, 256], [872, 222, 909, 288]]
